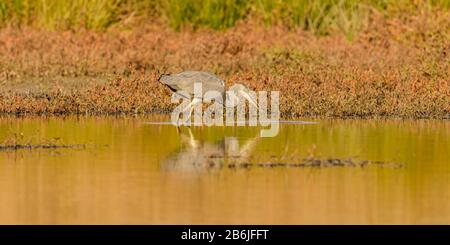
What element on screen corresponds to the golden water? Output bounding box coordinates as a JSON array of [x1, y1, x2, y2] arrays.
[[0, 116, 449, 224]]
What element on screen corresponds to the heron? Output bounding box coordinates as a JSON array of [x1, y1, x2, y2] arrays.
[[158, 71, 258, 125]]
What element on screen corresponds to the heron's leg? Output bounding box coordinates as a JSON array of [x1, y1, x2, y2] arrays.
[[176, 98, 196, 127], [185, 97, 202, 127], [186, 104, 195, 127]]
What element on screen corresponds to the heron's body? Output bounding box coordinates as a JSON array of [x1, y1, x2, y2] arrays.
[[159, 71, 225, 99], [158, 71, 257, 126]]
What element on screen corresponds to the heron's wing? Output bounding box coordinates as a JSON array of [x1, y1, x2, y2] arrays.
[[181, 71, 225, 86], [161, 71, 225, 96]]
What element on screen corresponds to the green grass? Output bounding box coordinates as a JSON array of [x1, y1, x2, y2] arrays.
[[0, 0, 122, 30], [159, 0, 248, 30], [259, 0, 372, 37], [0, 0, 449, 37]]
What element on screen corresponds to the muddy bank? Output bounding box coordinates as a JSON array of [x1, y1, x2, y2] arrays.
[[0, 143, 85, 151], [227, 158, 404, 169]]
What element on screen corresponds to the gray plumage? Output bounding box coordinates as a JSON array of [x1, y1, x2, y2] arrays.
[[159, 71, 225, 99]]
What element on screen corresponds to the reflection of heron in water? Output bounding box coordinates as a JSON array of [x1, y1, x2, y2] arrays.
[[162, 128, 258, 173]]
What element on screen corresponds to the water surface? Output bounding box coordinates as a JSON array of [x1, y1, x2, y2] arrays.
[[0, 116, 449, 224]]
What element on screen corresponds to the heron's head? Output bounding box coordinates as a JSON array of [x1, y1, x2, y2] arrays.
[[229, 83, 250, 94], [157, 73, 171, 82], [227, 83, 258, 108]]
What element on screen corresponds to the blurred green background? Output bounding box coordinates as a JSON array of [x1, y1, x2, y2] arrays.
[[0, 0, 449, 37]]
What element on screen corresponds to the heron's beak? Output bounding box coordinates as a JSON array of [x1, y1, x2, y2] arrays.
[[156, 67, 169, 82], [239, 90, 258, 109]]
